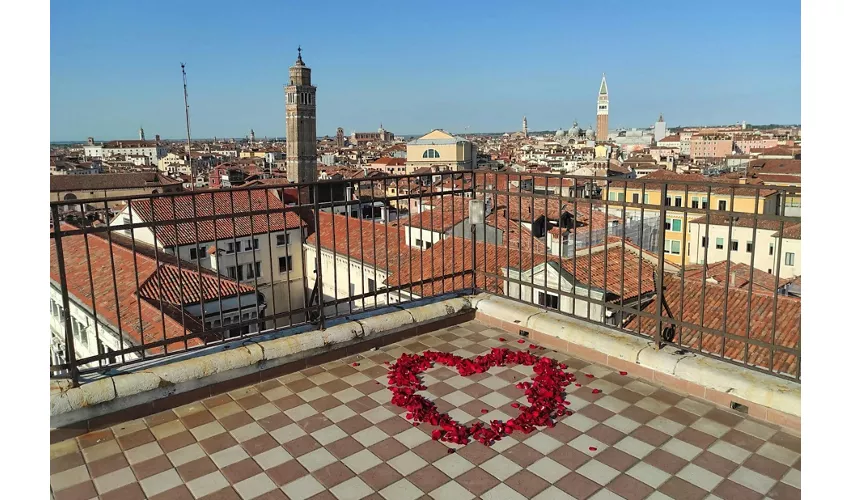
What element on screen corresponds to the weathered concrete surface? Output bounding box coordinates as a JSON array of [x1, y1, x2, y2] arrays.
[[475, 294, 801, 419], [51, 298, 473, 428]]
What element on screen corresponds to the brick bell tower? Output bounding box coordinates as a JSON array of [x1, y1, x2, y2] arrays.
[[596, 74, 609, 143], [285, 46, 318, 185]]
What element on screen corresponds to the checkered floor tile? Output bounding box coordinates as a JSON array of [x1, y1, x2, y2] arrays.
[[51, 320, 801, 499]]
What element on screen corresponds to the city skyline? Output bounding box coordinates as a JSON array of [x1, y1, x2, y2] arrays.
[[50, 1, 800, 141]]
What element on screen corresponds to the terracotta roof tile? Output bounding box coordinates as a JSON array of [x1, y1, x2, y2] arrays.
[[304, 213, 411, 271], [623, 280, 800, 376], [50, 224, 254, 354], [129, 190, 308, 247]]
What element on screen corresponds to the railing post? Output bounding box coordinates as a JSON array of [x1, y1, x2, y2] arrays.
[[51, 205, 79, 386], [654, 183, 668, 350], [470, 172, 477, 294], [311, 183, 326, 330]]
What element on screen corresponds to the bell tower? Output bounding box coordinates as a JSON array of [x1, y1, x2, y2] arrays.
[[596, 74, 609, 143], [285, 46, 317, 184]]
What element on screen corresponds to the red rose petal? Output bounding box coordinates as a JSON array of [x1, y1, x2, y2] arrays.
[[385, 346, 576, 448], [575, 383, 582, 387], [585, 373, 594, 378], [352, 362, 360, 367], [529, 344, 538, 349], [517, 339, 526, 344], [589, 446, 597, 451], [619, 371, 628, 375], [499, 338, 506, 342], [592, 389, 601, 394], [447, 448, 455, 454]]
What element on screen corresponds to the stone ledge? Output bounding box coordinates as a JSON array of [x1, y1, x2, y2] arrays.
[[51, 296, 472, 429], [473, 294, 801, 433]]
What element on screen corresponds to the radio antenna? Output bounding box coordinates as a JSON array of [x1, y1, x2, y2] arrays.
[[181, 63, 193, 190]]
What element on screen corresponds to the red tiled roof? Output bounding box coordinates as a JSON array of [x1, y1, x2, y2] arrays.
[[304, 213, 411, 271], [623, 280, 800, 376], [372, 157, 407, 166], [773, 223, 801, 239], [129, 190, 308, 247], [50, 225, 254, 354], [388, 237, 656, 302], [682, 261, 793, 293], [749, 159, 801, 175], [608, 170, 774, 196], [690, 214, 799, 237], [406, 195, 470, 232]]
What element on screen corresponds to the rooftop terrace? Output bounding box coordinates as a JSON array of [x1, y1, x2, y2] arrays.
[[51, 319, 801, 500]]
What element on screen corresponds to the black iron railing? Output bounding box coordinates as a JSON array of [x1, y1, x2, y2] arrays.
[[50, 170, 801, 384]]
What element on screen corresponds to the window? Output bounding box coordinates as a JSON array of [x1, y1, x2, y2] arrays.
[[746, 241, 753, 253], [349, 283, 356, 296], [227, 241, 241, 254], [716, 238, 724, 250], [632, 193, 639, 204], [617, 193, 625, 202], [665, 197, 671, 206], [718, 200, 727, 211], [701, 197, 708, 209], [368, 278, 376, 293], [701, 236, 707, 248], [643, 194, 650, 204], [664, 239, 681, 255], [189, 245, 207, 260], [415, 239, 423, 247], [674, 196, 682, 207], [276, 234, 291, 246], [227, 266, 242, 280], [423, 149, 441, 159], [537, 291, 560, 309], [424, 241, 433, 249], [769, 243, 774, 256], [279, 256, 293, 273], [785, 252, 795, 266], [691, 198, 700, 209]]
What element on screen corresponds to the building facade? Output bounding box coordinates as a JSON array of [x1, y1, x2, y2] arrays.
[[285, 47, 318, 184], [109, 191, 308, 321], [405, 129, 477, 172]]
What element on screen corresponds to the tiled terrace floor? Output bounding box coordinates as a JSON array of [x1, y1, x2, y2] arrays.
[[50, 320, 801, 500]]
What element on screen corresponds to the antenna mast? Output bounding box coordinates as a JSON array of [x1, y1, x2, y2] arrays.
[[181, 63, 193, 190]]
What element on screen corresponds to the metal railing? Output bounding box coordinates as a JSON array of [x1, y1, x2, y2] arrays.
[[50, 170, 801, 384]]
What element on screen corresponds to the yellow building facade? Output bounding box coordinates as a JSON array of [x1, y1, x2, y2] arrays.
[[603, 179, 775, 264], [405, 129, 477, 172]]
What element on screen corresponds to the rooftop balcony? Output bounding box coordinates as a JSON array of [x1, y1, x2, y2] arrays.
[[49, 170, 801, 499]]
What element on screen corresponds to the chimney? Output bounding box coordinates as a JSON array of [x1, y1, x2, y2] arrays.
[[729, 271, 737, 285]]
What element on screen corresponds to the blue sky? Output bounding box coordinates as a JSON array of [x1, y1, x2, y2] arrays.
[[50, 1, 800, 141]]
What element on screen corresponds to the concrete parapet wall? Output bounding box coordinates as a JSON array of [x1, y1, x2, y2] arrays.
[[51, 297, 472, 431], [473, 294, 801, 433], [50, 293, 800, 437]]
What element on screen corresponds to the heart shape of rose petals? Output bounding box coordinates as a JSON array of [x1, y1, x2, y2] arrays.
[[387, 348, 575, 446]]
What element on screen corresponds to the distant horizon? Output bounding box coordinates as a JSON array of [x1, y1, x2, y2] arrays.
[[50, 122, 802, 145]]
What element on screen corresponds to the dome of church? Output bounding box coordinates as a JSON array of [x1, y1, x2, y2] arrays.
[[586, 127, 595, 139], [567, 121, 580, 137], [555, 129, 566, 137]]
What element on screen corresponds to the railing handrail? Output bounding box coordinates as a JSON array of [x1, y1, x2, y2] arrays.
[[49, 169, 802, 385]]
